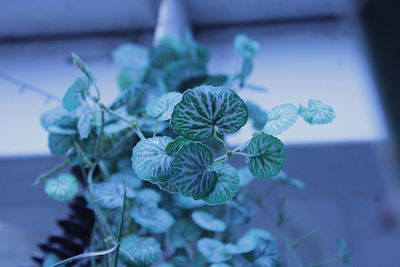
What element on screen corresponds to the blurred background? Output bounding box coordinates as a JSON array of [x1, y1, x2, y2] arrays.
[[1, 0, 400, 266]]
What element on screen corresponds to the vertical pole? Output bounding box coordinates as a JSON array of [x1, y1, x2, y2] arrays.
[[153, 0, 190, 46]]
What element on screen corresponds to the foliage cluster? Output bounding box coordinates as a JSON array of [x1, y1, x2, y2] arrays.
[[36, 33, 348, 267]]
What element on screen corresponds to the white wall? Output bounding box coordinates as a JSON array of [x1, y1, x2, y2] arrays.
[[0, 19, 387, 155]]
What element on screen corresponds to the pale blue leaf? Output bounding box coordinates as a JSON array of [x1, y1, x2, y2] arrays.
[[40, 108, 68, 130], [92, 182, 135, 209], [197, 238, 232, 263], [170, 85, 248, 141], [112, 43, 148, 69], [110, 169, 143, 189], [131, 136, 174, 183], [63, 77, 89, 111], [146, 92, 182, 121], [77, 110, 91, 139], [234, 34, 260, 59], [45, 173, 79, 201], [263, 103, 298, 135], [174, 195, 205, 209], [131, 205, 174, 233], [203, 163, 240, 205], [71, 53, 96, 82], [120, 235, 161, 266], [136, 189, 161, 205], [191, 210, 226, 232], [298, 99, 335, 125], [211, 264, 232, 267]]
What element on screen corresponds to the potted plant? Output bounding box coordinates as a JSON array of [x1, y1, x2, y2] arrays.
[[32, 32, 349, 267]]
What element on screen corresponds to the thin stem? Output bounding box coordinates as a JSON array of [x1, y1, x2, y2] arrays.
[[94, 110, 105, 159], [98, 103, 132, 125], [135, 126, 146, 140], [112, 187, 126, 267], [232, 151, 248, 157], [79, 164, 112, 267], [51, 243, 119, 267], [292, 228, 319, 249], [74, 141, 93, 166], [153, 120, 160, 138], [33, 159, 70, 185], [213, 129, 228, 153], [98, 103, 145, 140]]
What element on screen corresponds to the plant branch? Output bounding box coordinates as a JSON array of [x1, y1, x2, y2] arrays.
[[0, 71, 61, 103], [257, 202, 305, 267], [33, 159, 70, 185], [292, 228, 319, 249], [50, 242, 119, 267], [213, 129, 228, 153]]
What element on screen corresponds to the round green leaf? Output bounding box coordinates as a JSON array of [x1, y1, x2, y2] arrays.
[[44, 173, 79, 201], [92, 182, 135, 209], [120, 235, 161, 266], [197, 238, 232, 263], [298, 99, 335, 125], [165, 136, 193, 156], [145, 92, 182, 121], [170, 85, 248, 141], [170, 219, 202, 248], [131, 136, 173, 183], [263, 103, 298, 135], [191, 210, 226, 232], [248, 133, 286, 179], [171, 143, 217, 199], [203, 163, 240, 205], [157, 178, 180, 194], [131, 205, 174, 233]]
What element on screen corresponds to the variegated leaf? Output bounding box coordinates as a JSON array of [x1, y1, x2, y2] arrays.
[[145, 92, 182, 121], [298, 99, 335, 125], [170, 85, 248, 141], [203, 163, 240, 205], [263, 103, 298, 135], [248, 133, 286, 179], [131, 136, 173, 183], [170, 143, 217, 199]]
